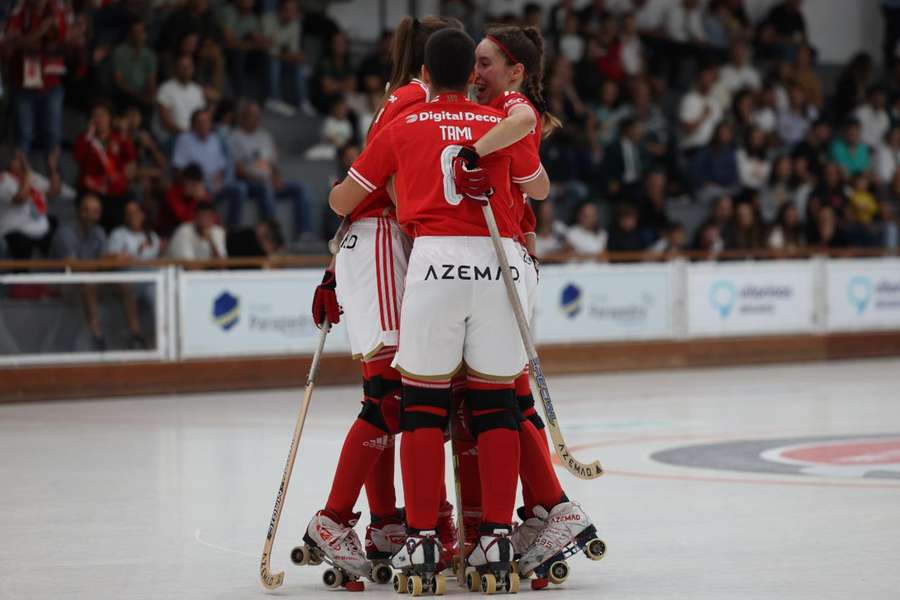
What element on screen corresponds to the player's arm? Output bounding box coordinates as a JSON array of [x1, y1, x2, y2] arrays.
[[516, 166, 550, 200], [473, 104, 536, 157], [329, 177, 370, 216], [329, 126, 397, 215]]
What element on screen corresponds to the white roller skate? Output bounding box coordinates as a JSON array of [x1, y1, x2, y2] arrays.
[[366, 511, 406, 585], [464, 525, 520, 594], [510, 506, 546, 558], [391, 530, 447, 596], [291, 510, 370, 591], [516, 502, 606, 590]]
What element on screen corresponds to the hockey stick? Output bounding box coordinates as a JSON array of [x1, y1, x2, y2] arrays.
[[481, 203, 603, 480], [260, 321, 331, 590], [449, 399, 469, 588]]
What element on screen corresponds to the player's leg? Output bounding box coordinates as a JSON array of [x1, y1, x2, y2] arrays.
[[449, 376, 482, 554]]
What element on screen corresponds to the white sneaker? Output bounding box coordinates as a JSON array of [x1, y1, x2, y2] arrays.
[[510, 507, 546, 557], [265, 98, 297, 117], [305, 510, 370, 577], [391, 530, 442, 572], [517, 502, 593, 576]]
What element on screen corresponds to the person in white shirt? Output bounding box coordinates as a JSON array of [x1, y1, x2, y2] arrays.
[[713, 41, 760, 108], [679, 63, 722, 151], [155, 55, 207, 143], [619, 12, 645, 76], [167, 201, 227, 260], [875, 125, 900, 186], [854, 86, 891, 149], [262, 0, 314, 116], [664, 0, 705, 43], [0, 152, 60, 259], [566, 202, 608, 260], [737, 127, 772, 191]]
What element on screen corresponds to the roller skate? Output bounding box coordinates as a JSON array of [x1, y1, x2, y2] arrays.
[[516, 502, 606, 591], [391, 529, 447, 596], [291, 510, 370, 591], [366, 510, 407, 585], [510, 506, 546, 558], [435, 501, 458, 574], [464, 525, 520, 594]]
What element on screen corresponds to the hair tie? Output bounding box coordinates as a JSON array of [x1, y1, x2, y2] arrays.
[[486, 34, 518, 65]]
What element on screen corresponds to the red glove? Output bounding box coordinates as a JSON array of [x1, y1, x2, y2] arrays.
[[311, 269, 340, 327], [452, 146, 493, 204]]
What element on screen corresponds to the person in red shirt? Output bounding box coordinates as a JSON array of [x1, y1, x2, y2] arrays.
[[330, 27, 549, 588], [3, 0, 69, 164], [73, 101, 137, 231], [156, 163, 209, 238], [302, 16, 464, 583]]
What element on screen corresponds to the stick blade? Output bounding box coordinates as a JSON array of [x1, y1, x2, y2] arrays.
[[260, 569, 284, 590]]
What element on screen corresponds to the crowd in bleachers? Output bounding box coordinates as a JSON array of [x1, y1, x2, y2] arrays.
[[2, 0, 900, 267]]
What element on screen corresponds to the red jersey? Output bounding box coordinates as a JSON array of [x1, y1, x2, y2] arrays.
[[4, 0, 68, 90], [487, 91, 542, 241], [73, 131, 137, 197], [348, 79, 429, 222], [348, 94, 544, 238]]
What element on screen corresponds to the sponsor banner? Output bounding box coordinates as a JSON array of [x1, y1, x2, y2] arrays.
[[686, 261, 815, 336], [535, 264, 673, 343], [179, 270, 350, 358], [826, 259, 900, 331]]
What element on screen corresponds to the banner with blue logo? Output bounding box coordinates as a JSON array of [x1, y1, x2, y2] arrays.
[[686, 262, 815, 336], [179, 270, 351, 358], [534, 264, 673, 343], [826, 259, 900, 331]]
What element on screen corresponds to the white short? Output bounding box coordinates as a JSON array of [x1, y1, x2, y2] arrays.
[[393, 236, 529, 381], [335, 217, 412, 359]]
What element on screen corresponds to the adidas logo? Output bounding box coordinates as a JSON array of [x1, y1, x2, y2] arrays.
[[363, 435, 394, 451]]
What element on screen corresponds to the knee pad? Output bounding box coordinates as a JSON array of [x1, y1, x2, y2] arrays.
[[469, 388, 521, 436], [359, 375, 402, 434], [449, 395, 476, 443], [517, 392, 545, 430], [400, 385, 451, 432]]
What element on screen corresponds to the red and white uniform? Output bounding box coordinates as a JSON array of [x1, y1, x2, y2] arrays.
[[348, 94, 544, 379], [334, 79, 427, 359], [487, 90, 541, 322]]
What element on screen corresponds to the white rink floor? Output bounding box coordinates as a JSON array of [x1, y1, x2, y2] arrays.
[[2, 359, 900, 600]]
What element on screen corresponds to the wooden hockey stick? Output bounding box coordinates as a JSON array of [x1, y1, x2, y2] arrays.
[[481, 203, 603, 480], [260, 322, 331, 590], [449, 400, 469, 588]]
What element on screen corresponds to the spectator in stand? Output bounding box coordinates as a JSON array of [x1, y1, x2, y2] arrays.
[[728, 200, 764, 250], [778, 83, 817, 149], [523, 3, 544, 29], [678, 62, 722, 154], [811, 205, 848, 247], [220, 0, 270, 98], [758, 0, 807, 61], [692, 121, 739, 201], [607, 203, 645, 252], [737, 126, 772, 191], [167, 201, 227, 259], [4, 0, 68, 165], [854, 86, 891, 150], [51, 194, 108, 349], [356, 30, 393, 101], [710, 193, 735, 245], [263, 0, 311, 116], [157, 163, 209, 238], [848, 172, 880, 226], [731, 88, 756, 132], [621, 78, 669, 161], [649, 220, 686, 257], [157, 0, 226, 97], [305, 95, 356, 159], [881, 199, 899, 249], [74, 101, 137, 232], [534, 199, 572, 262], [752, 84, 779, 135], [593, 16, 626, 83], [767, 202, 804, 251], [311, 30, 356, 114], [226, 218, 284, 257], [714, 41, 761, 109], [693, 219, 724, 258], [548, 0, 576, 39], [759, 155, 794, 223], [833, 53, 874, 122], [875, 126, 900, 187], [807, 161, 847, 239], [830, 119, 871, 177], [566, 202, 608, 260], [637, 170, 670, 244], [578, 0, 611, 35], [792, 118, 832, 177], [603, 117, 649, 199], [791, 155, 816, 219], [595, 80, 627, 148], [556, 11, 585, 63], [230, 100, 311, 241], [0, 151, 59, 259], [111, 20, 157, 118], [155, 56, 207, 146], [117, 106, 168, 208], [704, 0, 733, 49], [619, 11, 644, 77], [663, 0, 705, 44], [108, 199, 161, 348], [883, 0, 900, 68], [171, 108, 247, 226], [792, 44, 822, 110]]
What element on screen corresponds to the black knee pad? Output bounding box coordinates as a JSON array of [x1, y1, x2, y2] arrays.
[[359, 375, 402, 433], [469, 388, 521, 435], [400, 385, 451, 431], [517, 393, 545, 430]]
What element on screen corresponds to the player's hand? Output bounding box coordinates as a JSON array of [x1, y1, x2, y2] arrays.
[[311, 269, 341, 327], [452, 146, 493, 204]]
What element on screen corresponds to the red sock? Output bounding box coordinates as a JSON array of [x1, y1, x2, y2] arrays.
[[518, 419, 563, 511], [401, 427, 446, 530], [325, 417, 391, 519], [514, 369, 531, 397], [469, 379, 519, 527], [365, 440, 396, 518], [455, 437, 481, 514]]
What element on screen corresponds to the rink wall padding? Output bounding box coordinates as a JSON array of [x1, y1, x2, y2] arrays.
[[4, 331, 900, 402]]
